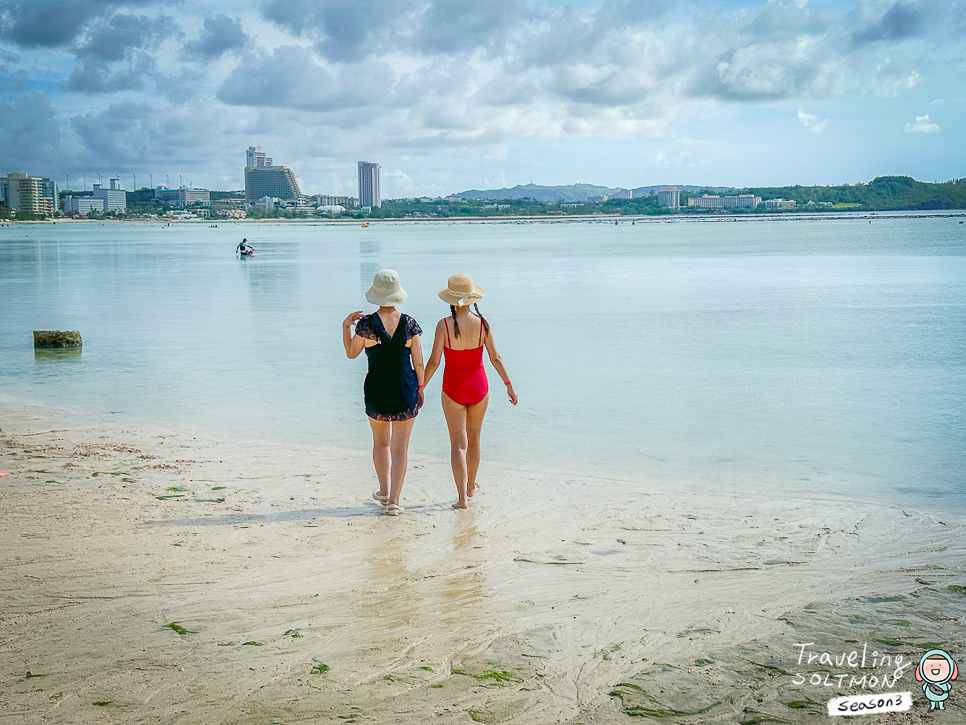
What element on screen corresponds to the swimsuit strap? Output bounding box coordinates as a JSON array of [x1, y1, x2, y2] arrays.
[[444, 317, 451, 347], [478, 316, 484, 346]]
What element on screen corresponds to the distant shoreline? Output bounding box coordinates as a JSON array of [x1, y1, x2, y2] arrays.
[[5, 209, 966, 226]]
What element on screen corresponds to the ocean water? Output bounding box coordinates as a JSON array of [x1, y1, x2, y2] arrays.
[[2, 216, 965, 509]]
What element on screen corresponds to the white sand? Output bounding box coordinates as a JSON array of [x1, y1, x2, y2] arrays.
[[1, 403, 964, 724]]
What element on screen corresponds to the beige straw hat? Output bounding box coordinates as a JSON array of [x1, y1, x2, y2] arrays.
[[366, 269, 407, 306], [438, 273, 484, 307]]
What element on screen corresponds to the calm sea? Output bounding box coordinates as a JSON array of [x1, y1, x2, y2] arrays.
[[2, 216, 964, 509]]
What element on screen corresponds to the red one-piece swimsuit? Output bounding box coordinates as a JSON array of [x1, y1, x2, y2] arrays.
[[442, 317, 488, 405]]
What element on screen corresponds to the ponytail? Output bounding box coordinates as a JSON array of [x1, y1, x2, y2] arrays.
[[473, 303, 490, 339], [450, 305, 460, 338]]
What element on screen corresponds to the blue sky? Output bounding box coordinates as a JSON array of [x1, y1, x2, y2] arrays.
[[0, 0, 963, 197]]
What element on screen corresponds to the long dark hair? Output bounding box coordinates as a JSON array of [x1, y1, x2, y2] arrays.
[[450, 304, 490, 340]]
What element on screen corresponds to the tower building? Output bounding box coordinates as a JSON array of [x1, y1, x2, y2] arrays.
[[244, 146, 303, 203], [246, 146, 273, 168], [358, 161, 381, 209]]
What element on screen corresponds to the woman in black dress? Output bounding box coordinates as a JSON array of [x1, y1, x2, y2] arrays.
[[343, 270, 424, 515]]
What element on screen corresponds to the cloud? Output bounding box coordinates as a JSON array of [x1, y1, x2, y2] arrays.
[[851, 1, 930, 46], [73, 13, 173, 62], [904, 114, 940, 133], [211, 0, 962, 156], [182, 15, 250, 59], [3, 0, 965, 190], [411, 0, 528, 56], [217, 45, 397, 111], [0, 91, 64, 166], [0, 47, 21, 72], [69, 100, 233, 166], [0, 0, 159, 49], [56, 12, 175, 93], [260, 0, 413, 62], [61, 54, 157, 93], [798, 108, 829, 134]]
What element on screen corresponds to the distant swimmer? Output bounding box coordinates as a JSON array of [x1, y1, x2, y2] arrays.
[[236, 238, 253, 255]]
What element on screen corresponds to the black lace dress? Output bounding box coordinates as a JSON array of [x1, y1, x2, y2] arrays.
[[354, 313, 423, 421]]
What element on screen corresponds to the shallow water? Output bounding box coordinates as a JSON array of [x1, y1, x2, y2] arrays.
[[2, 216, 965, 509]]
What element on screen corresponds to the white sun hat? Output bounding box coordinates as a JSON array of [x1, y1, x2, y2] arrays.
[[366, 269, 408, 306]]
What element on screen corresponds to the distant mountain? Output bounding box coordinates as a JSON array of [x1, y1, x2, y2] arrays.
[[457, 183, 618, 202], [456, 183, 734, 202]]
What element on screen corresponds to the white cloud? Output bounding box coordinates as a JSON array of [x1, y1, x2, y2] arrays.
[[797, 108, 829, 134], [904, 114, 940, 133], [2, 0, 964, 190]]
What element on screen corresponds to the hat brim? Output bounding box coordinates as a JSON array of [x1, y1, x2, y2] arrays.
[[438, 285, 484, 306], [367, 288, 408, 306]]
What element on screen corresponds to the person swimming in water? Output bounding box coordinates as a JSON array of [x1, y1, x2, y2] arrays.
[[424, 274, 517, 509]]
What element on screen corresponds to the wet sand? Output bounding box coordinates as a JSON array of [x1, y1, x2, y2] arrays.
[[1, 403, 964, 724]]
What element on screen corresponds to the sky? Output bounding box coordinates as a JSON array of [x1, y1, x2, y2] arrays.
[[0, 0, 963, 198]]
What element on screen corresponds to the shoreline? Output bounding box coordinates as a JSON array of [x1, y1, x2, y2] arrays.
[[2, 404, 964, 723], [4, 209, 966, 226]]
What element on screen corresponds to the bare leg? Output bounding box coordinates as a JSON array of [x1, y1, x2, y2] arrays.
[[368, 418, 391, 498], [441, 391, 469, 507], [388, 417, 416, 506], [465, 394, 488, 497]]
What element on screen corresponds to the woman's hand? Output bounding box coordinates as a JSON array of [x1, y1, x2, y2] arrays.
[[343, 311, 364, 328], [417, 386, 425, 409], [506, 383, 518, 405]]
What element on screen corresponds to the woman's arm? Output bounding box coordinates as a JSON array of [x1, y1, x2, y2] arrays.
[[342, 311, 366, 358], [409, 334, 426, 407], [422, 319, 446, 387], [483, 326, 518, 405]]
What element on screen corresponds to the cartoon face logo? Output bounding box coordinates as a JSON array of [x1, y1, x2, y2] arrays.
[[916, 649, 958, 711]]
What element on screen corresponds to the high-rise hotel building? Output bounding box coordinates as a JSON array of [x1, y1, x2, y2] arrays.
[[246, 146, 273, 168], [358, 161, 381, 208], [1, 172, 56, 215], [244, 147, 303, 202], [657, 187, 680, 209]]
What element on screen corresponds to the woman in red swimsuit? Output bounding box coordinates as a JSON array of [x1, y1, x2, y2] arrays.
[[424, 274, 518, 509]]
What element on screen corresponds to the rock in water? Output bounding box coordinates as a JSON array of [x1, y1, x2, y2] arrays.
[[34, 330, 82, 349]]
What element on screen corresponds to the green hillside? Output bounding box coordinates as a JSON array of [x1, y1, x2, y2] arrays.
[[737, 176, 966, 211]]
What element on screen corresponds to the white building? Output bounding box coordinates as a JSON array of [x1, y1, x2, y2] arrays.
[[154, 186, 210, 206], [358, 161, 381, 209], [722, 194, 761, 209], [179, 187, 210, 205], [2, 172, 56, 215], [314, 194, 358, 208], [657, 187, 680, 209], [763, 198, 796, 210], [688, 194, 761, 210], [64, 195, 104, 214], [246, 146, 273, 168], [92, 178, 126, 212]]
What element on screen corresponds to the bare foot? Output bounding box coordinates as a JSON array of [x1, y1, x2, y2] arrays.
[[451, 500, 468, 509], [467, 484, 480, 498]]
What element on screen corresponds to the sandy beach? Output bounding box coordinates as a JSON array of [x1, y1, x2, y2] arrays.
[[1, 402, 964, 724]]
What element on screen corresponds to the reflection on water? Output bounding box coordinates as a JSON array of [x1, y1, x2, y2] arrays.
[[359, 239, 382, 293], [34, 348, 83, 362]]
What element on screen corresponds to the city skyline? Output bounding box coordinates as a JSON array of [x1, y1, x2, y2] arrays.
[[0, 1, 963, 199]]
